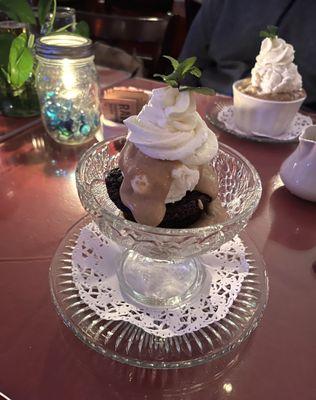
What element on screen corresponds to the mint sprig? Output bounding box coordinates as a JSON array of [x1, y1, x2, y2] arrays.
[[259, 25, 278, 39], [154, 55, 215, 96]]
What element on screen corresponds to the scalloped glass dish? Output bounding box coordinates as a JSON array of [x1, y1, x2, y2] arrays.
[[49, 215, 268, 369], [75, 138, 262, 308]]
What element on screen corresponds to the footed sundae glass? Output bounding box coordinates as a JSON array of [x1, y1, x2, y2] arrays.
[[76, 137, 262, 308]]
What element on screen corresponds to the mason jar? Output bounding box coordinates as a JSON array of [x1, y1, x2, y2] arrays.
[[35, 34, 100, 145]]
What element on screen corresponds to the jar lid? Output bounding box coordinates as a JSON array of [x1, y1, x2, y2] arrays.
[[35, 34, 93, 59]]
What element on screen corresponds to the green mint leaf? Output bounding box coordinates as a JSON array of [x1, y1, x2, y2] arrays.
[[163, 55, 179, 70], [0, 33, 15, 69], [155, 74, 178, 87], [172, 57, 197, 81], [179, 86, 215, 96], [180, 56, 197, 76], [166, 69, 182, 82], [267, 25, 278, 35], [192, 87, 215, 95], [8, 33, 33, 89], [189, 66, 202, 78], [259, 25, 278, 39], [153, 73, 167, 79], [154, 73, 169, 80], [164, 79, 178, 88], [38, 0, 52, 26], [155, 55, 214, 93]]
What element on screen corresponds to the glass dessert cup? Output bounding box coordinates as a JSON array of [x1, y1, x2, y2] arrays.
[[76, 138, 262, 309]]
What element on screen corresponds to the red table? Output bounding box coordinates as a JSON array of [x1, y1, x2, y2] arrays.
[[0, 75, 315, 400]]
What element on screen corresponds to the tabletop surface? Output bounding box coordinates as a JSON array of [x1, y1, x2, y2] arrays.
[[0, 73, 315, 400]]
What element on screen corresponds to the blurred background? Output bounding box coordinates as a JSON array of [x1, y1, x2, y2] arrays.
[[19, 0, 202, 78]]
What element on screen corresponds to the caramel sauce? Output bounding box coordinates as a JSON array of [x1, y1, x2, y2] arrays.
[[237, 78, 306, 101], [192, 199, 229, 228], [118, 141, 220, 227], [118, 142, 179, 226], [196, 164, 218, 199]]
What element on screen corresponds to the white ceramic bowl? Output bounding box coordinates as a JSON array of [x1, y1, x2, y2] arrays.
[[233, 80, 306, 137]]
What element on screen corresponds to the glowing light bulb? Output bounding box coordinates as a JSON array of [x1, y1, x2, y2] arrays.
[[61, 59, 79, 99]]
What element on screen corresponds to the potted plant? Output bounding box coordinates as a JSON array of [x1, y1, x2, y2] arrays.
[[0, 0, 88, 117]]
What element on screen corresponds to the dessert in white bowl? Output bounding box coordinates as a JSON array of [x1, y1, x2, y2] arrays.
[[233, 26, 306, 137]]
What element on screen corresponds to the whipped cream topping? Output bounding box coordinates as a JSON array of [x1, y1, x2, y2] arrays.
[[124, 87, 218, 165], [123, 86, 218, 204], [251, 37, 303, 94], [166, 164, 199, 203]]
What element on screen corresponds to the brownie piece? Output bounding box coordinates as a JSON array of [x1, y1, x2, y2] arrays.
[[105, 168, 212, 228]]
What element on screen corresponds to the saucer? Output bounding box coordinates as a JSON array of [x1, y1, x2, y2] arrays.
[[207, 101, 313, 143], [50, 215, 268, 369]]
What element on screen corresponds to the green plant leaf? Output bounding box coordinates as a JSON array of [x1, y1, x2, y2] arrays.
[[163, 55, 179, 70], [50, 20, 90, 37], [0, 1, 19, 20], [0, 33, 15, 68], [8, 33, 27, 70], [8, 33, 33, 89], [38, 0, 52, 26], [74, 21, 90, 38], [54, 23, 74, 33], [1, 67, 10, 83], [2, 0, 35, 24], [10, 47, 33, 88], [27, 33, 35, 48]]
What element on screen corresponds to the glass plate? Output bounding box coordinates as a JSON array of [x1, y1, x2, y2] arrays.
[[49, 215, 269, 369], [206, 98, 303, 144]]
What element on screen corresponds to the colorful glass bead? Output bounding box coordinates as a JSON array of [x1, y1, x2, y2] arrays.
[[59, 127, 72, 137], [45, 91, 55, 99], [80, 124, 91, 135]]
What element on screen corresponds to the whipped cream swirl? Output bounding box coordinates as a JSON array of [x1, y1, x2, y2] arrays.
[[123, 86, 218, 204], [251, 37, 303, 94], [124, 87, 218, 165]]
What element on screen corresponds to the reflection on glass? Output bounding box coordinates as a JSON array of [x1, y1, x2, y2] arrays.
[[223, 382, 233, 394], [32, 7, 76, 35]]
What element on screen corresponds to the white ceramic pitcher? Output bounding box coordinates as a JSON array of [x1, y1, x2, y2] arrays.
[[280, 125, 316, 202]]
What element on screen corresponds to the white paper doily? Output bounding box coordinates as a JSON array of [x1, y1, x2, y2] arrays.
[[217, 105, 312, 142], [71, 223, 249, 338]]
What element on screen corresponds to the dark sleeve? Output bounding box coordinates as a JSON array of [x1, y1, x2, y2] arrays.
[[180, 0, 220, 86]]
